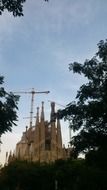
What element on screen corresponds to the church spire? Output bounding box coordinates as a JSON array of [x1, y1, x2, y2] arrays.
[[51, 102, 57, 158], [35, 107, 39, 126], [41, 101, 45, 122], [57, 118, 62, 148], [50, 102, 56, 122]]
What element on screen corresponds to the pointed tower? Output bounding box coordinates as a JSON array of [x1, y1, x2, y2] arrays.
[[57, 119, 62, 148], [34, 107, 40, 144], [50, 102, 56, 123], [33, 107, 40, 161], [41, 101, 45, 121], [50, 102, 57, 160], [35, 107, 39, 126], [39, 102, 45, 161], [56, 118, 63, 159]]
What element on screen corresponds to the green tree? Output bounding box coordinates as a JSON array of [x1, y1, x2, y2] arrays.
[[1, 159, 107, 190], [0, 76, 19, 137], [0, 0, 49, 17], [0, 0, 26, 16], [58, 39, 107, 157]]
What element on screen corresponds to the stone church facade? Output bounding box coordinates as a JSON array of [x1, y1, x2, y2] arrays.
[[8, 102, 70, 163]]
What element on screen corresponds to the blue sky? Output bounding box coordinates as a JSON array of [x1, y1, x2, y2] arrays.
[[0, 0, 107, 164]]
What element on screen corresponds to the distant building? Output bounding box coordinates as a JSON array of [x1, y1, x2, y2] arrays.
[[8, 102, 70, 163]]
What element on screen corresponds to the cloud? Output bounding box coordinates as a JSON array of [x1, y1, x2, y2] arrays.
[[0, 0, 107, 165]]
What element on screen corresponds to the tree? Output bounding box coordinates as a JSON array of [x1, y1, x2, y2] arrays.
[[58, 39, 107, 156], [0, 0, 26, 16], [0, 0, 49, 17], [0, 159, 107, 190], [0, 76, 19, 137]]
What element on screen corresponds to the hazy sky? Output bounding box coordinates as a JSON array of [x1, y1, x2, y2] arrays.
[[0, 0, 107, 164]]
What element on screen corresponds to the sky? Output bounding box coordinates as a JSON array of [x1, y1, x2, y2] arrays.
[[0, 0, 107, 165]]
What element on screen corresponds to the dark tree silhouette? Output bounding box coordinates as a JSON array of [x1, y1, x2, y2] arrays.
[[58, 40, 107, 156], [0, 0, 26, 16], [0, 76, 19, 137], [0, 159, 107, 190], [0, 0, 48, 17]]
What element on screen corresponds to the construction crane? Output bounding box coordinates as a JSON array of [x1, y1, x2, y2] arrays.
[[23, 116, 36, 119], [13, 88, 50, 128], [48, 100, 65, 108]]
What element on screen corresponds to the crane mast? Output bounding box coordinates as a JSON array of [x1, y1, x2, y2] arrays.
[[30, 89, 34, 128], [13, 88, 50, 127]]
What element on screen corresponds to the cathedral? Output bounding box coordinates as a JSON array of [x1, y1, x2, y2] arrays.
[[8, 102, 70, 163]]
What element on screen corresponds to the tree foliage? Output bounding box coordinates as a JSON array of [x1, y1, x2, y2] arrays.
[[0, 159, 107, 190], [0, 76, 19, 136], [0, 0, 26, 16], [58, 39, 107, 155], [0, 0, 49, 17]]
